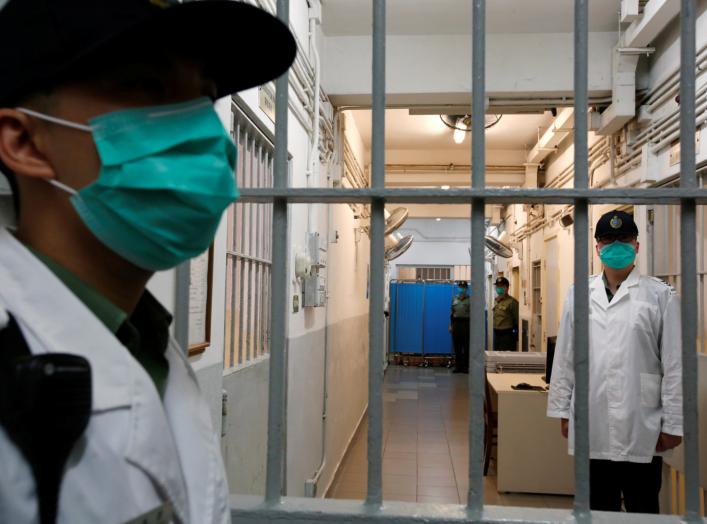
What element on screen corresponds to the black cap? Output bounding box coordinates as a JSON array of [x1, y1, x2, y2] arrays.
[[594, 210, 638, 239], [495, 277, 509, 287], [0, 0, 296, 105]]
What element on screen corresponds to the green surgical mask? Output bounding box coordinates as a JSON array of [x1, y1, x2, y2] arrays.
[[495, 287, 505, 295], [599, 241, 636, 269], [19, 98, 238, 270]]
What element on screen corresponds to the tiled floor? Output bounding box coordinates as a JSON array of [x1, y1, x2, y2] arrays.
[[326, 365, 573, 508]]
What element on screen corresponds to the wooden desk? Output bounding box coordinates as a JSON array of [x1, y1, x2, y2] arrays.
[[487, 372, 575, 495]]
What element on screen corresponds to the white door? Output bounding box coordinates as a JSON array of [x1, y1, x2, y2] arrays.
[[544, 237, 559, 339]]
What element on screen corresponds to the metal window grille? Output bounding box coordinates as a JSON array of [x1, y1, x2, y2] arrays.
[[651, 176, 707, 355], [410, 266, 453, 281], [230, 0, 706, 521], [224, 104, 274, 369]]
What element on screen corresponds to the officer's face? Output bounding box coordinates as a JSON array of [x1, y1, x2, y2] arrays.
[[0, 57, 216, 237]]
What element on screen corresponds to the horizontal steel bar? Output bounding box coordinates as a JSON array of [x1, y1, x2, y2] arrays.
[[229, 496, 705, 524], [226, 251, 272, 266], [238, 187, 707, 204]]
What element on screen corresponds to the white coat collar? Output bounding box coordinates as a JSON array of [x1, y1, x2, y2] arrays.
[[591, 266, 641, 309], [0, 229, 133, 411], [0, 229, 191, 522]]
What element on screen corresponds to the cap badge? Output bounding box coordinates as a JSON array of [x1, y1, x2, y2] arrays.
[[610, 215, 622, 229]]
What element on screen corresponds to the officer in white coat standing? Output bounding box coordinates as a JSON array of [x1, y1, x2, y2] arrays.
[[547, 210, 683, 514], [0, 1, 295, 523]]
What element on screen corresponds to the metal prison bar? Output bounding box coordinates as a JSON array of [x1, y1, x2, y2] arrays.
[[230, 0, 706, 521]]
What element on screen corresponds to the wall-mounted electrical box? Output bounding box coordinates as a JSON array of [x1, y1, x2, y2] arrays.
[[303, 232, 327, 307]]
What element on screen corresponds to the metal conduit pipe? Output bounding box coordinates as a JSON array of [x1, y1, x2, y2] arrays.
[[305, 197, 331, 498], [615, 149, 643, 170], [615, 157, 643, 177], [546, 144, 602, 189], [633, 83, 707, 145], [304, 2, 328, 496], [306, 12, 321, 234], [639, 81, 707, 136], [641, 42, 707, 104], [252, 0, 336, 153], [343, 141, 368, 189], [649, 90, 707, 142], [651, 109, 707, 153], [545, 140, 609, 189], [645, 43, 707, 108], [588, 152, 611, 187], [384, 164, 525, 174]]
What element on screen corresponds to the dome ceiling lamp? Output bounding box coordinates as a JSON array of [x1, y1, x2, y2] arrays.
[[440, 114, 503, 144]]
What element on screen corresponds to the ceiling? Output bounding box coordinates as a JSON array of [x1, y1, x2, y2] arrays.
[[349, 109, 554, 151], [321, 0, 621, 36]]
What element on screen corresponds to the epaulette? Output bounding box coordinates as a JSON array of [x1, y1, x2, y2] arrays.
[[646, 275, 677, 294]]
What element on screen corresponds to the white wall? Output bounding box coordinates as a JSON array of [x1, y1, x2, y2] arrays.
[[390, 218, 471, 278], [210, 3, 373, 499], [317, 203, 371, 496], [323, 32, 617, 105]]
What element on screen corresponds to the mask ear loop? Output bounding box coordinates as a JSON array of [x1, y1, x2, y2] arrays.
[[15, 108, 92, 133], [14, 108, 90, 195], [47, 179, 78, 196]]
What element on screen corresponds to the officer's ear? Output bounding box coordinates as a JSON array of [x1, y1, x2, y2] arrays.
[[0, 108, 55, 181]]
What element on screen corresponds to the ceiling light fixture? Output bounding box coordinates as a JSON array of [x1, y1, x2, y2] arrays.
[[440, 113, 503, 145], [441, 185, 450, 190], [453, 120, 466, 144]]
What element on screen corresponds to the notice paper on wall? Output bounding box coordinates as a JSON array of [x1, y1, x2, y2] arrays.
[[188, 249, 210, 348]]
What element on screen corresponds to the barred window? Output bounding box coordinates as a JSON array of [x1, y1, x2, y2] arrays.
[[224, 103, 273, 369]]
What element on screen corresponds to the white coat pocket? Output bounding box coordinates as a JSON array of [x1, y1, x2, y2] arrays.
[[640, 373, 661, 408]]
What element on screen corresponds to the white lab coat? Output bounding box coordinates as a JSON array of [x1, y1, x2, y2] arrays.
[[547, 267, 683, 463], [0, 229, 231, 524]]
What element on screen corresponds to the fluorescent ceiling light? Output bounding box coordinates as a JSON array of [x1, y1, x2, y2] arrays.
[[453, 126, 466, 144]]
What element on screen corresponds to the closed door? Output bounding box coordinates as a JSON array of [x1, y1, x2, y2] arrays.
[[544, 237, 559, 339]]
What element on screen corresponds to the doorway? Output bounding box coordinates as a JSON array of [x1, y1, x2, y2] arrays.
[[531, 260, 542, 352]]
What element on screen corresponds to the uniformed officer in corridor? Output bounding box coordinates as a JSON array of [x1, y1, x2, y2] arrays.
[[449, 281, 470, 373], [547, 210, 683, 514], [492, 277, 519, 351]]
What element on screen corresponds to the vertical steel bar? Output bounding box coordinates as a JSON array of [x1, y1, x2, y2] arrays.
[[467, 0, 486, 514], [572, 0, 590, 519], [238, 257, 246, 364], [258, 150, 266, 358], [227, 118, 241, 369], [680, 0, 700, 519], [247, 136, 256, 362], [238, 127, 248, 366], [254, 146, 262, 358], [366, 0, 386, 507], [265, 0, 289, 503], [229, 255, 237, 367]]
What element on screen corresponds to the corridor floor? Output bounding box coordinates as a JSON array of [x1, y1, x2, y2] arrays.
[[326, 365, 574, 508]]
